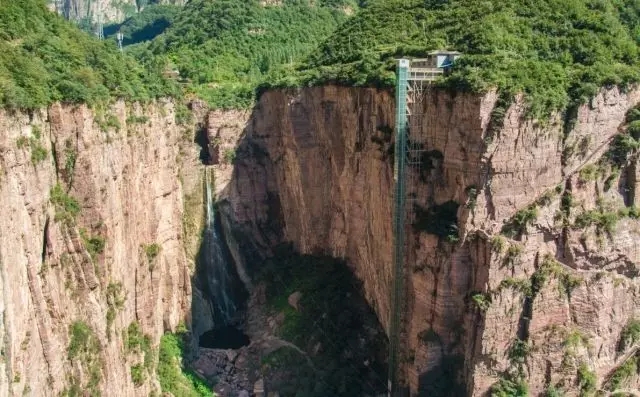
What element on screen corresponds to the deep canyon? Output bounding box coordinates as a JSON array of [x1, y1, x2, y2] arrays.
[[1, 84, 640, 396]]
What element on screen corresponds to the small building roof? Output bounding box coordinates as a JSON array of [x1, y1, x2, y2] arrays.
[[428, 50, 462, 55]]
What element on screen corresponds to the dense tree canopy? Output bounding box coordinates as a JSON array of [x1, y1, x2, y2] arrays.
[[0, 0, 177, 109], [128, 0, 356, 108], [4, 0, 640, 116], [270, 0, 640, 117]]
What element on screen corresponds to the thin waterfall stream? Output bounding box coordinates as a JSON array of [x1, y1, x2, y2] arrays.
[[197, 167, 249, 348], [205, 167, 236, 323]]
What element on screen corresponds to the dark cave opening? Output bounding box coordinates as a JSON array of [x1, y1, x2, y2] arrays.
[[199, 326, 250, 350], [194, 125, 215, 165]]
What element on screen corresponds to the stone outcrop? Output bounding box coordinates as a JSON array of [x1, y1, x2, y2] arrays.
[[223, 85, 640, 395], [49, 0, 185, 24], [0, 100, 204, 396]]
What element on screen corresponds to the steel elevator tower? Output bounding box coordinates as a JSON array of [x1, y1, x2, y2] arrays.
[[388, 53, 460, 396], [95, 0, 104, 40]]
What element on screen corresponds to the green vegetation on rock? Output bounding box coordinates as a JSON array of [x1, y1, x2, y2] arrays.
[[125, 322, 154, 386], [577, 363, 597, 395], [157, 330, 213, 397], [574, 199, 640, 236], [65, 321, 102, 397], [471, 292, 491, 312], [490, 377, 529, 397], [604, 105, 640, 169], [16, 125, 48, 165], [490, 339, 531, 396], [544, 385, 566, 397], [50, 183, 81, 224], [274, 0, 640, 118], [80, 228, 106, 259], [607, 354, 639, 392], [0, 0, 177, 109], [502, 205, 538, 238], [105, 282, 126, 337], [144, 243, 161, 262], [619, 318, 640, 351], [68, 321, 100, 360]]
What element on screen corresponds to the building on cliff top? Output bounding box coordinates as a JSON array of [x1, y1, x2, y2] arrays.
[[400, 50, 462, 82]]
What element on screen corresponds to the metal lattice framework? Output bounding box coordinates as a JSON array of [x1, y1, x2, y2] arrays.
[[388, 59, 431, 397], [95, 0, 104, 40]]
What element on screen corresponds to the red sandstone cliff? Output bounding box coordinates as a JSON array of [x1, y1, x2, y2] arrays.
[[222, 85, 640, 395]]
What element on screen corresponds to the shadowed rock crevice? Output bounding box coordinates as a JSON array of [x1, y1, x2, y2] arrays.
[[194, 126, 213, 165], [199, 326, 250, 350]]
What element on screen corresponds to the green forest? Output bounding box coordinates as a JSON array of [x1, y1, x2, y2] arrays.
[[278, 0, 640, 118], [0, 0, 177, 109], [2, 0, 640, 116], [127, 0, 357, 108]]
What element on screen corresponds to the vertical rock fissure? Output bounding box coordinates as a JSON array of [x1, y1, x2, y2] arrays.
[[48, 129, 60, 182], [134, 267, 139, 322], [41, 217, 49, 265]]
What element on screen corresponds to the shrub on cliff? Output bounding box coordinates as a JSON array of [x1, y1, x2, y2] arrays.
[[157, 331, 213, 397], [490, 376, 529, 397], [618, 318, 640, 351], [273, 0, 640, 119], [50, 184, 81, 224]]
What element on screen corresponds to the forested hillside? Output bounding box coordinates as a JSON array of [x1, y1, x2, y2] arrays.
[[104, 4, 181, 45], [129, 0, 359, 108], [275, 0, 640, 118], [6, 0, 639, 116], [0, 0, 176, 109], [0, 0, 359, 110]]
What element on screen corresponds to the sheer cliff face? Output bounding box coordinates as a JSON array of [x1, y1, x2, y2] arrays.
[[51, 0, 185, 23], [0, 101, 202, 396], [225, 85, 640, 395], [51, 0, 136, 23]]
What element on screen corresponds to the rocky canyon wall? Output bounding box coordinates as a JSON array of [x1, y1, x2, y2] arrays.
[[0, 100, 206, 396], [49, 0, 185, 24], [2, 81, 638, 396], [224, 85, 640, 396]]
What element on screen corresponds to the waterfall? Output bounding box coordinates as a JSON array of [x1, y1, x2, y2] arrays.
[[202, 167, 239, 325]]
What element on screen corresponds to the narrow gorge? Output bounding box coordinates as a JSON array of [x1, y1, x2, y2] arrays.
[[4, 80, 639, 396], [3, 1, 640, 395], [221, 86, 640, 395]]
